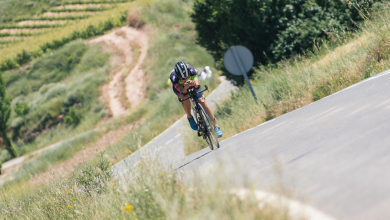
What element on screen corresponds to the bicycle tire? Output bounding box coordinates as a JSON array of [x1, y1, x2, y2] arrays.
[[198, 104, 220, 150]]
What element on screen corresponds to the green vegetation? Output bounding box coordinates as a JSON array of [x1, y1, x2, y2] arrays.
[[14, 15, 91, 22], [191, 0, 382, 84], [0, 24, 65, 30], [58, 0, 131, 5], [1, 0, 219, 185], [0, 71, 18, 159], [0, 0, 140, 72], [185, 3, 390, 150], [0, 40, 110, 163], [0, 9, 128, 72], [49, 6, 111, 13], [0, 0, 53, 23]]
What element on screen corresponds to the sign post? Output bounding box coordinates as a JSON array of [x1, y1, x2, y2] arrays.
[[224, 46, 258, 104]]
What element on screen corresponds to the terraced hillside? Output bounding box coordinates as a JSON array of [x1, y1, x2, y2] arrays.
[[0, 0, 137, 71]]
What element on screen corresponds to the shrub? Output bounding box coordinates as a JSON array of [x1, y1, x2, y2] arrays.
[[14, 102, 30, 117], [64, 107, 83, 126]]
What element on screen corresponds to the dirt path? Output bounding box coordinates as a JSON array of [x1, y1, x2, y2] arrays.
[[91, 26, 148, 117], [125, 28, 148, 107]]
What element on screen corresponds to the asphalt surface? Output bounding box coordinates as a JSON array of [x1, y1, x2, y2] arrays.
[[177, 69, 390, 220], [113, 69, 390, 220], [111, 77, 237, 183]]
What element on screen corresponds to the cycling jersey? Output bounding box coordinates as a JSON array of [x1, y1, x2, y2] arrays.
[[169, 65, 198, 91]]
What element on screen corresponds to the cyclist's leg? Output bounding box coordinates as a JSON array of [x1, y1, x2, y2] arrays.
[[198, 97, 217, 127], [173, 86, 192, 118], [180, 93, 192, 118], [196, 89, 218, 127]]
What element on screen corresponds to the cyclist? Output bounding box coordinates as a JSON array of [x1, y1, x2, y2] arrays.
[[169, 61, 223, 138]]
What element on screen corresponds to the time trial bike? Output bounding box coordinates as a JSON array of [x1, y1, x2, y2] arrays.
[[179, 85, 220, 150]]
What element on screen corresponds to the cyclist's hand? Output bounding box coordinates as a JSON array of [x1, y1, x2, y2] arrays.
[[186, 80, 195, 87], [184, 82, 191, 89]]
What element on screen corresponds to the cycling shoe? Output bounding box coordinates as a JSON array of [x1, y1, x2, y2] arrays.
[[215, 127, 223, 138], [188, 117, 198, 131]]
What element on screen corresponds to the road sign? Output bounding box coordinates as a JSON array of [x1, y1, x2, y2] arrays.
[[224, 46, 258, 103]]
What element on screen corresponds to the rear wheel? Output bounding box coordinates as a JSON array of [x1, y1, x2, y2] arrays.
[[198, 104, 219, 150]]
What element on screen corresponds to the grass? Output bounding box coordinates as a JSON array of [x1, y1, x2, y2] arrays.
[[0, 153, 289, 220], [180, 3, 390, 154]]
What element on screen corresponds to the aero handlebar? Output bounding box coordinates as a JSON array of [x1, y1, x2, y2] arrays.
[[179, 85, 208, 102]]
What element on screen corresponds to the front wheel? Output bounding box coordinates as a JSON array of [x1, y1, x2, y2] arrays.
[[198, 104, 220, 150]]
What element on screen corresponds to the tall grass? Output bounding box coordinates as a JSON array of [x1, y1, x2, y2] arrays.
[[0, 153, 289, 219]]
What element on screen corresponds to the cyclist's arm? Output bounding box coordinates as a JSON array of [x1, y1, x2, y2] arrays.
[[176, 83, 191, 94]]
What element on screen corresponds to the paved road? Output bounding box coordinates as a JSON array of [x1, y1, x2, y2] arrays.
[[111, 77, 237, 183], [177, 69, 390, 220]]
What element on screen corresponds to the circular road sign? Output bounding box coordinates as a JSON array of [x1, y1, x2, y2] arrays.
[[223, 45, 254, 76]]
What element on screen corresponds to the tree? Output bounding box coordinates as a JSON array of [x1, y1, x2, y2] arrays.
[[191, 0, 378, 84], [0, 71, 17, 158]]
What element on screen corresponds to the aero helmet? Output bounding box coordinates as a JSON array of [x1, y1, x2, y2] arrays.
[[174, 61, 190, 80]]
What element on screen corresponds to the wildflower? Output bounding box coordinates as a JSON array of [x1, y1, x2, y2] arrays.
[[138, 162, 142, 165], [160, 173, 164, 176], [47, 200, 51, 204], [99, 211, 103, 215], [67, 190, 71, 194], [124, 205, 132, 212], [53, 198, 56, 200], [73, 197, 76, 200], [40, 204, 44, 207], [67, 205, 72, 209]]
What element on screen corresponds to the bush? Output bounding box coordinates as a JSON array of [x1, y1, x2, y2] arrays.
[[14, 102, 30, 117], [64, 107, 83, 126]]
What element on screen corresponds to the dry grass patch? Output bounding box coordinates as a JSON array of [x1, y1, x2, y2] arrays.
[[126, 10, 145, 29]]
